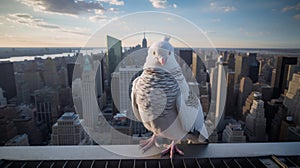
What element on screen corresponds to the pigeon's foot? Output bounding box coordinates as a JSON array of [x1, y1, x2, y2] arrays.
[[161, 141, 184, 158], [139, 134, 157, 152]]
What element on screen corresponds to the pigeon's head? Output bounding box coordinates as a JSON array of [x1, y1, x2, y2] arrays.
[[144, 36, 178, 70]]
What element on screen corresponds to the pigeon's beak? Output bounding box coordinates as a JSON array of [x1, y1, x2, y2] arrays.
[[158, 56, 167, 65]]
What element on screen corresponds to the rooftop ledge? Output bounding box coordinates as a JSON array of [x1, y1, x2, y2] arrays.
[[1, 142, 300, 160]]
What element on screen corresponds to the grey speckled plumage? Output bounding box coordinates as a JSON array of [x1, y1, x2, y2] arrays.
[[132, 68, 180, 134], [131, 36, 208, 158]]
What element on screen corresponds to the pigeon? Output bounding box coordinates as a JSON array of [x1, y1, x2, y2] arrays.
[[131, 36, 208, 158]]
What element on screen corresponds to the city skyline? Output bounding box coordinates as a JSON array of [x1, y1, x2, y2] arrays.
[[0, 0, 300, 48]]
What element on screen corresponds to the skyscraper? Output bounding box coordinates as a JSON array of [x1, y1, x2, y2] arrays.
[[245, 92, 267, 141], [107, 35, 122, 85], [235, 53, 248, 84], [222, 122, 246, 143], [81, 55, 98, 129], [206, 56, 226, 134], [237, 77, 253, 119], [96, 56, 105, 97], [34, 88, 60, 128], [18, 60, 43, 104], [225, 72, 235, 117], [272, 56, 298, 98], [119, 66, 142, 118], [67, 63, 75, 88], [43, 58, 59, 89], [283, 72, 300, 124], [111, 72, 120, 114], [142, 32, 147, 48], [192, 52, 207, 84], [0, 62, 17, 100], [179, 49, 193, 67], [0, 88, 7, 106], [234, 53, 259, 84], [0, 105, 18, 145], [51, 112, 84, 145]]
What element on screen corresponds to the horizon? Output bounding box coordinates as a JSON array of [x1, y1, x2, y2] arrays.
[[1, 1, 300, 48]]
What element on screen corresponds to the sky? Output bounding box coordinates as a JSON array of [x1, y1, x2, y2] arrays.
[[0, 0, 300, 48]]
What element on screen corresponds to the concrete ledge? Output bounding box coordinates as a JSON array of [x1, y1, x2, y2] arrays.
[[0, 142, 300, 160]]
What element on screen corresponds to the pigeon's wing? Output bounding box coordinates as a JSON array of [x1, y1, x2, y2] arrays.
[[176, 91, 206, 136], [131, 77, 142, 122]]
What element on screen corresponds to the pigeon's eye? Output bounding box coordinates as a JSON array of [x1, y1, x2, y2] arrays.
[[153, 51, 156, 55], [168, 51, 171, 55]]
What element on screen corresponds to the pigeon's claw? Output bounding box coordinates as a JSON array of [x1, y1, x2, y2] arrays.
[[161, 141, 184, 158], [139, 135, 157, 152]]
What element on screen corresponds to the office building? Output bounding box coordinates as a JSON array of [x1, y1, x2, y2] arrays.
[[269, 106, 287, 141], [286, 65, 300, 88], [0, 88, 7, 106], [237, 77, 252, 119], [225, 72, 235, 117], [119, 65, 142, 117], [279, 116, 296, 141], [287, 126, 300, 141], [142, 32, 147, 48], [261, 59, 273, 84], [81, 56, 99, 129], [67, 63, 75, 88], [245, 93, 267, 141], [234, 53, 259, 84], [0, 105, 18, 145], [95, 56, 105, 98], [224, 53, 235, 71], [207, 56, 226, 126], [192, 52, 207, 84], [0, 62, 17, 100], [43, 58, 59, 89], [283, 73, 300, 124], [34, 88, 60, 128], [107, 35, 122, 85], [16, 61, 43, 104], [51, 112, 84, 145], [222, 122, 246, 143], [57, 67, 68, 88], [13, 105, 44, 145], [111, 72, 120, 113], [179, 49, 193, 67], [272, 56, 297, 98]]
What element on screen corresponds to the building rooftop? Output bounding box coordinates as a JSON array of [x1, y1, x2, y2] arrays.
[[0, 143, 300, 167]]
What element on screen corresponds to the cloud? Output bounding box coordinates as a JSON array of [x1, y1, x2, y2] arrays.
[[108, 7, 118, 12], [294, 14, 300, 20], [239, 27, 271, 37], [89, 15, 107, 22], [210, 2, 236, 13], [222, 6, 236, 12], [149, 0, 168, 9], [6, 13, 90, 36], [282, 3, 300, 12], [7, 13, 59, 29], [100, 0, 124, 6], [18, 0, 106, 16]]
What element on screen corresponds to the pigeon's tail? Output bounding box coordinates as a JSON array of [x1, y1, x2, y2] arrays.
[[192, 100, 209, 139], [199, 123, 209, 139]]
